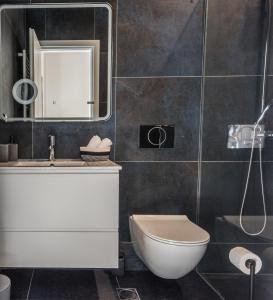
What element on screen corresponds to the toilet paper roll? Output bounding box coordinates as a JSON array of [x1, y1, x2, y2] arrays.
[[229, 247, 262, 275]]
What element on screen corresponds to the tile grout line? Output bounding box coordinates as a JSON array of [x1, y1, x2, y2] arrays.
[[196, 0, 209, 225], [202, 272, 273, 276], [196, 271, 225, 300], [116, 160, 199, 163], [26, 269, 35, 300], [31, 121, 34, 159], [113, 0, 119, 161], [113, 75, 264, 79], [115, 160, 273, 163], [210, 241, 273, 245]]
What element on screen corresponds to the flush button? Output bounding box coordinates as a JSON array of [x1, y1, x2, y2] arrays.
[[139, 125, 175, 148]]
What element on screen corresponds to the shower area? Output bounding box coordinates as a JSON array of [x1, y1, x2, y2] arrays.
[[198, 0, 273, 299]]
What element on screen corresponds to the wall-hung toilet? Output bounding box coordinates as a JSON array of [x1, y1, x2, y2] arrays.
[[129, 215, 210, 279]]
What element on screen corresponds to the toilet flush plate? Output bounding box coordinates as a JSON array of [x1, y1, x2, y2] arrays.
[[139, 125, 175, 148]]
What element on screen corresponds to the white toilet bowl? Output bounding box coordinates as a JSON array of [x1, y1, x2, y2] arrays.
[[129, 215, 210, 279]]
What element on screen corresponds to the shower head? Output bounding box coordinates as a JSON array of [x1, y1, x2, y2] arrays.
[[256, 99, 273, 125]]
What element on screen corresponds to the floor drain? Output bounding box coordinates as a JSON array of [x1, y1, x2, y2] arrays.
[[116, 288, 141, 300]]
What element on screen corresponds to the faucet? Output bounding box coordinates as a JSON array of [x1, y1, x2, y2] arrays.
[[48, 135, 55, 161]]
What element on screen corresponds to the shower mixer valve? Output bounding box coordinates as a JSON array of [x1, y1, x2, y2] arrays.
[[227, 124, 266, 149]]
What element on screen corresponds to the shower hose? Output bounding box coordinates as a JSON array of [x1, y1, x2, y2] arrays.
[[239, 122, 267, 236]]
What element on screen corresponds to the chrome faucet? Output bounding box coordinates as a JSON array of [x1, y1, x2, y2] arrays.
[[48, 135, 55, 161]]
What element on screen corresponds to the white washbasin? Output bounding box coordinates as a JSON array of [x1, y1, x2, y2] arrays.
[[15, 160, 51, 167], [53, 160, 86, 167], [8, 160, 86, 167]]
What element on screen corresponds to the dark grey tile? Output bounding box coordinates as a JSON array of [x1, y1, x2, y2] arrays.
[[29, 269, 98, 300], [0, 269, 33, 300], [205, 274, 273, 300], [267, 3, 273, 75], [94, 271, 117, 300], [0, 121, 33, 159], [116, 78, 201, 161], [113, 271, 220, 300], [45, 7, 94, 40], [32, 119, 115, 159], [202, 77, 261, 161], [31, 0, 108, 2], [120, 242, 147, 271], [115, 271, 182, 300], [206, 0, 264, 75], [117, 0, 204, 76], [94, 7, 109, 52], [176, 272, 221, 300], [119, 162, 198, 241], [199, 162, 273, 243], [198, 243, 273, 274], [99, 52, 110, 104], [26, 9, 46, 40], [4, 9, 26, 49], [0, 0, 29, 3], [260, 77, 273, 160]]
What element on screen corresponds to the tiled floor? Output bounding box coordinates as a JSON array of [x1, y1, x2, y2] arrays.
[[204, 273, 273, 300], [0, 269, 221, 300]]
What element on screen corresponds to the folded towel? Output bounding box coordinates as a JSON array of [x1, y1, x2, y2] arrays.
[[87, 135, 101, 148], [80, 146, 111, 153], [97, 138, 112, 149]]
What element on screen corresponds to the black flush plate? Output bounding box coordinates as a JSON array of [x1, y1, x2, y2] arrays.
[[139, 125, 175, 148]]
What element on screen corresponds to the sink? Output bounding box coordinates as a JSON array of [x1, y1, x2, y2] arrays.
[[15, 160, 51, 167], [53, 160, 86, 167], [9, 160, 86, 167]]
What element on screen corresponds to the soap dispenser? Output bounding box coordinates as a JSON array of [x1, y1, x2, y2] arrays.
[[8, 136, 18, 161]]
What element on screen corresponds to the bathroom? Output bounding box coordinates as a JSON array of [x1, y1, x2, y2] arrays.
[[0, 0, 272, 299]]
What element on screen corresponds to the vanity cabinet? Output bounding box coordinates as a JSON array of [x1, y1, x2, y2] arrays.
[[0, 161, 121, 268]]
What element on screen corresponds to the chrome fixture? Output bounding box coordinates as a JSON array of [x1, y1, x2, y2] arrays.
[[227, 100, 273, 149], [227, 124, 265, 149], [48, 135, 55, 161]]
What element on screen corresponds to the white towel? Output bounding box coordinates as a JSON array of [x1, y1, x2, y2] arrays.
[[97, 138, 112, 149], [87, 135, 101, 148]]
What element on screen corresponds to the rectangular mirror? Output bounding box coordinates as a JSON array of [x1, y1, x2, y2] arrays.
[[0, 3, 112, 122]]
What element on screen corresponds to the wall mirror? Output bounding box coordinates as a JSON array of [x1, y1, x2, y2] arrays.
[[0, 3, 112, 122]]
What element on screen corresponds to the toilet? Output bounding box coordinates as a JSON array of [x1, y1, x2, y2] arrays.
[[129, 215, 210, 279]]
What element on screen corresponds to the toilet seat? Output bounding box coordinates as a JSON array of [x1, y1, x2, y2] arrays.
[[131, 215, 210, 246]]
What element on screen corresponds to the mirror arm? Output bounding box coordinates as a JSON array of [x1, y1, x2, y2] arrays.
[[0, 113, 8, 122]]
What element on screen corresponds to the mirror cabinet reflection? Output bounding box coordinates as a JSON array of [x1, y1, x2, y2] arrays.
[[0, 4, 112, 122]]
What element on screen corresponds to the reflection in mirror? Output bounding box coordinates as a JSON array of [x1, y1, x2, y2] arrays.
[[12, 79, 38, 105], [0, 4, 112, 122]]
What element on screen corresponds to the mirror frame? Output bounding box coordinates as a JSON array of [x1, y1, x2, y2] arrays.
[[0, 2, 113, 122]]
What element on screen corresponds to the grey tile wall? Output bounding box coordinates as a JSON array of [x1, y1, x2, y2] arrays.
[[0, 0, 272, 278], [117, 0, 204, 77], [119, 162, 198, 241], [116, 77, 201, 161], [202, 77, 260, 161], [199, 0, 273, 276], [205, 0, 264, 76]]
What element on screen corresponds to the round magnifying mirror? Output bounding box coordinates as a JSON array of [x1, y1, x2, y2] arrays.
[[12, 79, 38, 105]]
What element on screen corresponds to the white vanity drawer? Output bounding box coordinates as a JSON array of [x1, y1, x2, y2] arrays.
[[0, 231, 118, 268], [0, 173, 119, 230]]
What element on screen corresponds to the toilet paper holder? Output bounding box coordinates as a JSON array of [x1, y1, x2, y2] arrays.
[[245, 259, 256, 300], [229, 247, 262, 300]]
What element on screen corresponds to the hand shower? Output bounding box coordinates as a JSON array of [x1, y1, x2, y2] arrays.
[[255, 100, 273, 125], [239, 100, 273, 236]]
